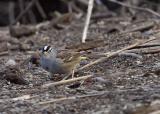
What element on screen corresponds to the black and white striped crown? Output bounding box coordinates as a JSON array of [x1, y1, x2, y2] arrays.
[[40, 45, 52, 53], [39, 45, 57, 58]]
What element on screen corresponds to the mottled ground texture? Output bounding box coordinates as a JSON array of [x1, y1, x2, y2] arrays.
[[0, 2, 160, 114]]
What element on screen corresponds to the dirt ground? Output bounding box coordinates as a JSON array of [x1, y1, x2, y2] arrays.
[[0, 2, 160, 114]]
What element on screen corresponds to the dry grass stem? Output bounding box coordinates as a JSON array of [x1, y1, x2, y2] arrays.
[[108, 0, 160, 18], [78, 37, 157, 71], [0, 51, 9, 56], [0, 95, 31, 102], [42, 75, 92, 88], [82, 0, 94, 43]]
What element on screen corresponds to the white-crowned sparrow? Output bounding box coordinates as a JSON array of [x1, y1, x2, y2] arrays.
[[39, 46, 86, 78]]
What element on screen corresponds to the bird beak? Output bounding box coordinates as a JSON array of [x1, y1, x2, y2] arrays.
[[43, 51, 48, 56], [38, 49, 47, 56]]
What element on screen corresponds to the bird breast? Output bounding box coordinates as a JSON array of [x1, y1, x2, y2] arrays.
[[40, 57, 67, 74]]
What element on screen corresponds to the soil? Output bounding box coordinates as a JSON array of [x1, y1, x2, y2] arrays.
[[0, 3, 160, 114]]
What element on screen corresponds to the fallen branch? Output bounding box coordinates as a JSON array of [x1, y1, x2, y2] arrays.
[[130, 44, 160, 49], [0, 95, 31, 103], [0, 51, 9, 56], [35, 0, 47, 19], [42, 75, 92, 88], [11, 95, 31, 101], [82, 0, 94, 43], [121, 21, 154, 34], [38, 97, 76, 105], [125, 48, 160, 55], [108, 0, 160, 18], [78, 37, 157, 71], [12, 0, 37, 25], [38, 85, 159, 105], [38, 91, 107, 105], [141, 49, 160, 54]]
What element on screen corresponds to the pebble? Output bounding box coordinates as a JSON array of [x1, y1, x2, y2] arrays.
[[5, 59, 16, 66]]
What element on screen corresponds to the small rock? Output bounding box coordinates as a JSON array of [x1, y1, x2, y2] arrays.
[[10, 25, 36, 38], [0, 42, 8, 52], [19, 43, 31, 51], [5, 59, 16, 66], [3, 65, 28, 85]]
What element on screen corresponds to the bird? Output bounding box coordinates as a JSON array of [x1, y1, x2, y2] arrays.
[[39, 45, 86, 79]]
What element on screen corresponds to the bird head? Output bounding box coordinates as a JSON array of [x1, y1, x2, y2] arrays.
[[39, 45, 57, 58]]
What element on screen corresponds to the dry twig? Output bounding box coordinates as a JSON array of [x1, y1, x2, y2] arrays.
[[0, 95, 31, 103], [11, 95, 31, 101], [38, 97, 76, 105], [125, 48, 160, 55], [38, 85, 159, 105], [0, 51, 9, 56], [42, 75, 92, 88], [78, 37, 157, 71], [108, 0, 160, 18], [82, 0, 94, 43], [13, 0, 37, 25], [38, 91, 107, 105]]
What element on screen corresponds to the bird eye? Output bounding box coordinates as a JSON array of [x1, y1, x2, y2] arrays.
[[38, 47, 44, 53]]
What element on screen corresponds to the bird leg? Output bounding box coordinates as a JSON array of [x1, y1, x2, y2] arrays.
[[62, 67, 76, 80], [71, 68, 75, 79]]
